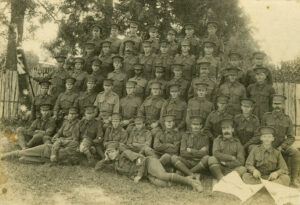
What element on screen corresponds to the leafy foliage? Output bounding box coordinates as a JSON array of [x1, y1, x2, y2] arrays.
[[271, 57, 300, 83]]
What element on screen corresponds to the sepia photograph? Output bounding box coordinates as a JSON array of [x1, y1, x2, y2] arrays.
[[0, 0, 299, 204]]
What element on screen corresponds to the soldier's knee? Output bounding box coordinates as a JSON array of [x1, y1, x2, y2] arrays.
[[170, 155, 180, 165], [279, 174, 290, 186], [79, 143, 89, 153], [160, 153, 171, 165], [284, 146, 300, 158], [207, 156, 219, 166], [235, 166, 247, 176], [43, 136, 51, 143]]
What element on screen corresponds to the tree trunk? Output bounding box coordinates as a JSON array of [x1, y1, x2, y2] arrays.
[[104, 0, 113, 24]]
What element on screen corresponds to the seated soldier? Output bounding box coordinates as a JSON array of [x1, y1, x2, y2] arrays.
[[164, 116, 209, 181], [100, 111, 112, 132], [50, 107, 80, 162], [153, 114, 181, 157], [96, 148, 203, 192], [73, 105, 104, 166], [233, 98, 260, 153], [94, 113, 128, 170], [145, 65, 168, 99], [17, 103, 56, 150], [128, 63, 148, 100], [242, 126, 290, 186], [126, 116, 155, 156]]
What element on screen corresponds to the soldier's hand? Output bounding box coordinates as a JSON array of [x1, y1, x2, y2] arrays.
[[200, 147, 207, 152], [134, 176, 142, 183], [187, 148, 192, 152], [220, 161, 226, 166], [253, 169, 261, 179], [277, 146, 282, 151], [174, 127, 179, 132], [268, 171, 279, 181]]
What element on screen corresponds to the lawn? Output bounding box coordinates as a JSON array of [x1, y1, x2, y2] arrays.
[[0, 131, 276, 205]]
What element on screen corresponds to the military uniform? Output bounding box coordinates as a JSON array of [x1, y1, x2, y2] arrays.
[[106, 34, 122, 55], [167, 64, 189, 101], [103, 117, 128, 150], [119, 21, 142, 55], [83, 42, 97, 74], [89, 59, 105, 93], [99, 41, 114, 77], [94, 79, 119, 118], [139, 42, 156, 80], [145, 66, 168, 98], [128, 64, 148, 100], [182, 23, 200, 56], [166, 29, 180, 56], [123, 48, 139, 78], [197, 52, 221, 81], [47, 64, 69, 100]]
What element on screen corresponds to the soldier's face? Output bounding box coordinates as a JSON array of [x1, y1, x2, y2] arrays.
[[102, 46, 110, 54], [92, 65, 100, 72], [126, 86, 134, 95], [256, 73, 266, 83], [167, 33, 175, 41], [199, 68, 209, 76], [207, 25, 217, 35], [254, 57, 264, 66], [260, 134, 274, 145], [134, 69, 142, 75], [196, 89, 207, 98], [104, 85, 112, 92], [87, 82, 96, 90], [155, 72, 164, 79], [107, 149, 119, 160], [165, 120, 174, 129], [41, 110, 51, 118], [86, 47, 95, 55], [113, 60, 122, 70], [228, 74, 237, 82], [75, 62, 83, 70], [92, 28, 101, 38], [170, 90, 179, 99], [241, 104, 252, 114], [191, 123, 202, 132], [112, 120, 120, 128], [185, 28, 194, 36], [204, 46, 214, 55], [57, 61, 64, 68], [149, 31, 157, 38], [135, 122, 144, 130], [230, 57, 240, 67], [68, 112, 78, 121], [143, 46, 151, 54], [130, 25, 138, 34], [111, 28, 118, 36], [66, 83, 74, 90], [125, 44, 133, 52], [273, 102, 284, 111], [222, 126, 234, 138], [160, 46, 168, 54], [173, 70, 182, 78], [217, 103, 227, 111], [151, 87, 160, 96], [85, 111, 96, 120], [40, 87, 48, 95], [181, 45, 190, 53]]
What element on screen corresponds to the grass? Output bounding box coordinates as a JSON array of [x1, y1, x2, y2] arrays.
[[0, 132, 277, 205]]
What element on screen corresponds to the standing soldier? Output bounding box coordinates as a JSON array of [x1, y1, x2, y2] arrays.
[[224, 50, 244, 83], [74, 76, 98, 117], [94, 79, 119, 119], [182, 23, 200, 56], [30, 79, 55, 121], [120, 81, 143, 128], [119, 21, 142, 56], [128, 63, 148, 100], [186, 83, 214, 129], [17, 104, 56, 149], [89, 24, 103, 55], [89, 58, 105, 93], [188, 59, 217, 101], [138, 82, 166, 133], [53, 77, 79, 125], [50, 107, 80, 162], [98, 40, 113, 78], [108, 55, 127, 98], [160, 83, 187, 131], [154, 40, 174, 80], [71, 56, 88, 92], [122, 40, 139, 78], [139, 40, 156, 80], [74, 105, 104, 166], [167, 64, 189, 101], [174, 40, 196, 81], [147, 25, 160, 54], [233, 99, 260, 153], [242, 126, 290, 186], [166, 28, 179, 57], [218, 67, 246, 116], [205, 21, 224, 57], [242, 51, 273, 87], [145, 65, 168, 99], [261, 95, 300, 188], [247, 67, 275, 120], [83, 41, 97, 74], [106, 23, 122, 55]]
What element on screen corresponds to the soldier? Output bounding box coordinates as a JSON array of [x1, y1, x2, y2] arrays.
[[188, 59, 217, 101], [197, 39, 221, 81], [167, 64, 189, 101], [247, 67, 275, 120], [106, 23, 122, 55], [186, 83, 214, 129], [242, 126, 290, 186], [120, 81, 142, 128], [128, 63, 148, 100], [225, 50, 244, 83], [83, 41, 97, 74], [146, 25, 160, 54], [89, 58, 105, 93], [53, 77, 79, 124], [74, 105, 104, 165], [205, 21, 224, 57], [99, 40, 113, 78], [94, 79, 119, 119], [74, 76, 98, 117], [153, 114, 181, 157], [145, 65, 168, 98], [218, 67, 246, 116], [154, 40, 174, 80], [107, 55, 127, 98], [174, 40, 196, 81], [89, 24, 103, 55], [261, 95, 300, 188], [30, 79, 55, 121], [182, 23, 200, 56], [138, 82, 166, 132], [167, 116, 210, 179], [233, 98, 260, 153], [119, 21, 142, 55], [166, 28, 180, 57], [139, 40, 156, 80], [71, 56, 88, 92], [160, 83, 187, 131], [17, 104, 56, 150], [126, 116, 155, 156], [50, 107, 80, 162], [122, 40, 139, 78], [94, 148, 203, 192], [242, 51, 273, 87]]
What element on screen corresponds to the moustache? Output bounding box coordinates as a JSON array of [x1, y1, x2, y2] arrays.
[[223, 132, 231, 135]]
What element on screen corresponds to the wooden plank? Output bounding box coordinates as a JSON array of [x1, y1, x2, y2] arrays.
[[295, 84, 300, 137], [4, 71, 9, 119], [273, 82, 284, 95], [0, 73, 5, 118], [12, 71, 18, 118], [8, 70, 13, 119]]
